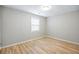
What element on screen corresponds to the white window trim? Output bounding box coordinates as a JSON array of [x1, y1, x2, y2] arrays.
[[31, 16, 40, 32]]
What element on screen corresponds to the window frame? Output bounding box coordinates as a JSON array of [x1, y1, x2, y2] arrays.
[[31, 16, 40, 32]]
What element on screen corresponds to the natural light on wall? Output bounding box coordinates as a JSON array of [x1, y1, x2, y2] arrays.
[[31, 16, 40, 32]]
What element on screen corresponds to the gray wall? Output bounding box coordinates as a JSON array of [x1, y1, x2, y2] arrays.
[[0, 7, 3, 47], [47, 11, 79, 43], [1, 7, 46, 46]]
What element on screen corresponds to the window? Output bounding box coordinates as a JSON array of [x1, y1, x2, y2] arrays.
[[31, 16, 40, 32]]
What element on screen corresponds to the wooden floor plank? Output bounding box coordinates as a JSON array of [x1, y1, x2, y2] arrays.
[[0, 37, 79, 54]]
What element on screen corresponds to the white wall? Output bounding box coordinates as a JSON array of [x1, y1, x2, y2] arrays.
[[1, 7, 46, 46], [47, 11, 79, 43], [1, 6, 79, 47]]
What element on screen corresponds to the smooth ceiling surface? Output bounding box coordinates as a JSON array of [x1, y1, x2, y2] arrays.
[[3, 5, 79, 17]]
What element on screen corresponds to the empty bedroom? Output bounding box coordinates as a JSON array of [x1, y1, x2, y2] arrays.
[[0, 5, 79, 54]]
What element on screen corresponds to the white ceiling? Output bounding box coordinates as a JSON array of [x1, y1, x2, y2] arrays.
[[3, 5, 79, 17]]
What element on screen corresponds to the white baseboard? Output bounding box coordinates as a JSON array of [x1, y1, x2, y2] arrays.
[[1, 35, 45, 48], [47, 35, 79, 45]]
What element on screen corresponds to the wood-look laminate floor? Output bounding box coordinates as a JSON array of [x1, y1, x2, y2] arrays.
[[0, 37, 79, 54]]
